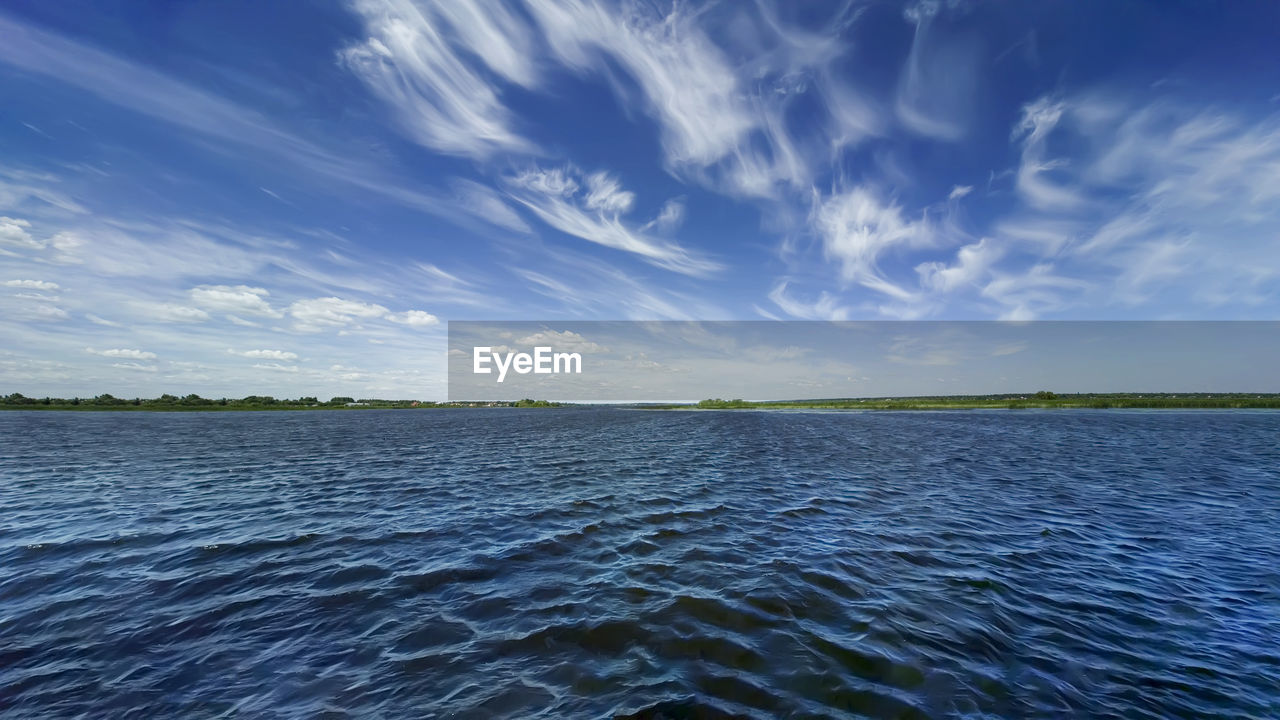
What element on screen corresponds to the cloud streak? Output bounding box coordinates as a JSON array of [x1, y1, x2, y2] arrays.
[[86, 347, 157, 360], [341, 0, 537, 159], [505, 166, 721, 276], [0, 12, 529, 236]]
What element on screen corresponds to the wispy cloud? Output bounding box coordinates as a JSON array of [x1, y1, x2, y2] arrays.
[[0, 167, 88, 216], [896, 2, 979, 141], [85, 347, 156, 360], [768, 281, 851, 321], [1011, 98, 1083, 211], [286, 296, 440, 332], [190, 285, 282, 318], [0, 216, 42, 249], [85, 313, 121, 327], [981, 263, 1088, 320], [135, 302, 211, 323], [916, 238, 1001, 293], [4, 278, 59, 290], [0, 13, 524, 234], [229, 349, 298, 361], [505, 165, 721, 276], [288, 297, 390, 331], [508, 245, 726, 320], [999, 92, 1280, 313], [0, 14, 359, 183], [812, 187, 934, 300], [449, 180, 531, 234], [341, 0, 537, 159], [387, 310, 440, 327], [252, 362, 299, 373], [526, 0, 751, 167], [640, 200, 685, 234], [339, 1, 881, 201], [112, 361, 157, 373]]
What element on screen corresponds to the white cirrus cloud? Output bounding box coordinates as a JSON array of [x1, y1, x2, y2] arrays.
[[138, 303, 211, 323], [514, 329, 607, 353], [44, 225, 265, 279], [506, 166, 720, 276], [111, 362, 158, 372], [981, 263, 1089, 320], [812, 187, 934, 300], [230, 349, 299, 361], [341, 0, 537, 159], [346, 0, 754, 169], [227, 315, 261, 328], [86, 348, 157, 360], [13, 292, 60, 302], [990, 92, 1280, 313], [85, 313, 122, 327], [0, 216, 43, 249], [338, 0, 867, 202], [189, 285, 281, 317], [450, 179, 531, 234], [288, 296, 390, 331], [916, 238, 1002, 293], [582, 172, 635, 214], [641, 200, 685, 234], [896, 2, 980, 141], [4, 279, 60, 290], [253, 363, 299, 373], [1011, 98, 1083, 211], [768, 281, 851, 321], [28, 305, 70, 321], [0, 13, 484, 228], [0, 169, 88, 215], [524, 0, 752, 168], [387, 310, 440, 327]]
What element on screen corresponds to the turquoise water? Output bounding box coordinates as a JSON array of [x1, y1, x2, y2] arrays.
[[1, 409, 1278, 718]]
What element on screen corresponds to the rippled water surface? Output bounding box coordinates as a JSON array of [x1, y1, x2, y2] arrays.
[[2, 409, 1279, 718]]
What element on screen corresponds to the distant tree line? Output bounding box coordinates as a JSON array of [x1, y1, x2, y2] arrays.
[[696, 398, 752, 408], [688, 392, 1280, 410], [0, 392, 418, 409], [0, 393, 566, 411]]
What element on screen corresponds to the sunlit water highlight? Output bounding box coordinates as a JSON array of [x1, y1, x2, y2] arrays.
[[1, 409, 1278, 718]]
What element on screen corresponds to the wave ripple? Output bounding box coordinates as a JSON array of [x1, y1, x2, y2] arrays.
[[2, 409, 1279, 718]]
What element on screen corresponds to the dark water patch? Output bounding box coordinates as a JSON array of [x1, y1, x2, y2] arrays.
[[615, 697, 748, 719], [309, 563, 391, 589]]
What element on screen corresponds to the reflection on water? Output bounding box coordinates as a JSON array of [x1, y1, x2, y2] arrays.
[[1, 409, 1278, 718]]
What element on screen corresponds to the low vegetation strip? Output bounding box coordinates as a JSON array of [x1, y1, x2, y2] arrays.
[[685, 392, 1280, 410], [5, 392, 1280, 411], [0, 393, 561, 411]]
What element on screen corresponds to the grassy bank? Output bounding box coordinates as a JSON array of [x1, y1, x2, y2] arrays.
[[671, 392, 1280, 410], [0, 393, 561, 411], [7, 392, 1279, 412]]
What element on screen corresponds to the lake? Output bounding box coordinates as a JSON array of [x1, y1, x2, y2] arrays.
[[1, 409, 1278, 718]]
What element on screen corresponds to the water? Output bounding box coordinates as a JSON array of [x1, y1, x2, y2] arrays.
[[1, 409, 1278, 718]]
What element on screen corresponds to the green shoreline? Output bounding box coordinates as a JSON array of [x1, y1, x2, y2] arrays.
[[655, 392, 1280, 409], [0, 393, 559, 411], [654, 392, 1280, 410], [4, 392, 1280, 411]]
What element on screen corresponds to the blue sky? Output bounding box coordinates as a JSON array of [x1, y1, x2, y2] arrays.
[[2, 1, 1279, 399]]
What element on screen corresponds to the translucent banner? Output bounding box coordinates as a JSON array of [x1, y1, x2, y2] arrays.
[[447, 321, 1280, 403]]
